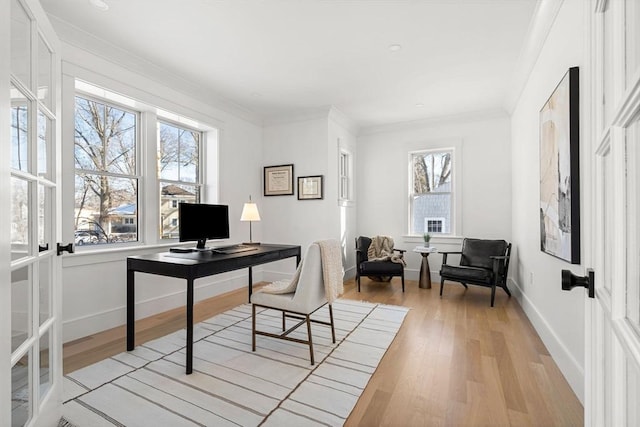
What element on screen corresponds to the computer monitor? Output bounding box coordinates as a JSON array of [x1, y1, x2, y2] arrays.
[[178, 203, 230, 249]]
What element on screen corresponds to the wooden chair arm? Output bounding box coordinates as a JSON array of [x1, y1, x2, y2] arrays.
[[393, 248, 406, 254], [440, 251, 462, 265]]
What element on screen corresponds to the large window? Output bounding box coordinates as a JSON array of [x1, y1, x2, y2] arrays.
[[74, 96, 138, 245], [409, 149, 454, 235], [158, 121, 202, 239]]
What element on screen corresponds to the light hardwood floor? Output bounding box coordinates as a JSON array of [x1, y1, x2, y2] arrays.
[[63, 278, 584, 426]]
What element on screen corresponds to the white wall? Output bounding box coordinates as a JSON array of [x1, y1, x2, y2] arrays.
[[57, 39, 265, 342], [356, 112, 512, 280], [510, 0, 585, 402], [329, 109, 358, 277]]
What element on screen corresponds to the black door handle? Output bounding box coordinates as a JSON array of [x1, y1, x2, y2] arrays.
[[57, 243, 74, 256], [39, 243, 49, 252], [562, 269, 595, 298]]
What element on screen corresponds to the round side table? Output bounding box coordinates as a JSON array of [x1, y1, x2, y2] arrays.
[[413, 246, 438, 289]]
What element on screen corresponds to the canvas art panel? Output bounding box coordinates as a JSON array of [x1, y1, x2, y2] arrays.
[[539, 67, 580, 264]]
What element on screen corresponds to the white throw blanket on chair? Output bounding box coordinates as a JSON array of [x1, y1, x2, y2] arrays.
[[261, 239, 344, 303], [367, 235, 406, 266]]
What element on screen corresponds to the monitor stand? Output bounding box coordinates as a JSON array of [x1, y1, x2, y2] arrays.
[[195, 239, 210, 251]]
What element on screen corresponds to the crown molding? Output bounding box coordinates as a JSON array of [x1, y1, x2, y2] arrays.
[[47, 15, 262, 126], [328, 107, 360, 136], [503, 0, 565, 114], [358, 108, 508, 137]]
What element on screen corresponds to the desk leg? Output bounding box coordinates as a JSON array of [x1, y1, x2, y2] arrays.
[[419, 254, 432, 289], [127, 269, 135, 351], [186, 278, 194, 374], [248, 266, 253, 303]]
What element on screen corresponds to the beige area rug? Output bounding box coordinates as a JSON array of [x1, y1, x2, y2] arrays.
[[62, 299, 409, 426]]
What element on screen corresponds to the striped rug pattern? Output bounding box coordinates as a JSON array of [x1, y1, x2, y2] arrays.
[[62, 300, 409, 426]]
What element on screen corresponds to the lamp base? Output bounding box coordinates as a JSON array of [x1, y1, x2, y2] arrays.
[[243, 241, 261, 246]]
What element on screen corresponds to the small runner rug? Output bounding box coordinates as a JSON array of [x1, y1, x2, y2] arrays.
[[62, 299, 409, 427]]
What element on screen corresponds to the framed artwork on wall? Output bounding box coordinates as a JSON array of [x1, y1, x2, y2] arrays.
[[297, 175, 323, 200], [264, 164, 294, 196], [539, 66, 580, 264]]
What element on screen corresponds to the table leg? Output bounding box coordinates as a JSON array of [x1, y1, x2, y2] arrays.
[[186, 278, 194, 374], [419, 253, 432, 289], [126, 269, 135, 351], [248, 266, 253, 302]]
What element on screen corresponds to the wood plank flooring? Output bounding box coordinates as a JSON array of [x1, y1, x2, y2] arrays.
[[63, 278, 584, 426]]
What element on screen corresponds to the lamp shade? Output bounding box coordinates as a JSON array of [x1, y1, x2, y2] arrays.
[[240, 203, 261, 222]]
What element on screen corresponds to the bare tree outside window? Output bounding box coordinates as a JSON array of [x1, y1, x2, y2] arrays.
[[158, 121, 202, 239], [410, 150, 453, 235], [74, 96, 138, 245]]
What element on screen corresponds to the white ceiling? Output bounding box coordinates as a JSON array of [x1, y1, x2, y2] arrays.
[[40, 0, 539, 128]]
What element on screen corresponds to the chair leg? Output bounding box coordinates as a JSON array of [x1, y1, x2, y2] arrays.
[[329, 304, 336, 343], [251, 304, 256, 352], [401, 272, 405, 292], [440, 279, 445, 297], [357, 274, 361, 292], [502, 283, 512, 297], [490, 284, 496, 307], [306, 314, 315, 365], [282, 312, 286, 331]]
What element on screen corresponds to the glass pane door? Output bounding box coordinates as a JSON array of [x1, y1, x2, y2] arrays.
[[7, 0, 60, 425]]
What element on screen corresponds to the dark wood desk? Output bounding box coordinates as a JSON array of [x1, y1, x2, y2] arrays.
[[126, 244, 301, 374]]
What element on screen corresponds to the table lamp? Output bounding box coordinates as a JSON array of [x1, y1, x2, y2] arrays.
[[240, 195, 261, 245]]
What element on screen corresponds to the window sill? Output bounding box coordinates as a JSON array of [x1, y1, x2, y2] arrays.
[[61, 241, 194, 268], [401, 235, 464, 247]]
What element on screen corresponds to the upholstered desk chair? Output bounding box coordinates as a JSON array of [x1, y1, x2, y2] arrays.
[[251, 242, 338, 365]]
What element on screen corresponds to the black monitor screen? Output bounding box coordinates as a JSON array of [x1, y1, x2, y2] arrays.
[[179, 203, 229, 249]]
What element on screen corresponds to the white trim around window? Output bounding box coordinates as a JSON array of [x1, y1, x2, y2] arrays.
[[407, 139, 462, 238]]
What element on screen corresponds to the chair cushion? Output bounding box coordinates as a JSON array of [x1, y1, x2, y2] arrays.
[[356, 236, 372, 262], [440, 264, 493, 284], [460, 239, 507, 270], [359, 260, 403, 275]]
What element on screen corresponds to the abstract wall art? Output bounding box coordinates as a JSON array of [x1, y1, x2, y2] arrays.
[[539, 67, 580, 264]]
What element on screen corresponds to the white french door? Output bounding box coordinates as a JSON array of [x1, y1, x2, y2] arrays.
[[586, 0, 640, 425], [3, 0, 62, 425]]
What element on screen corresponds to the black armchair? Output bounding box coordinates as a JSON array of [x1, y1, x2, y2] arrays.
[[439, 238, 512, 307], [355, 236, 406, 292]]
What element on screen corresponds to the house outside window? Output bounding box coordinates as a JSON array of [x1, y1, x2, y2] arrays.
[[409, 149, 454, 235], [159, 121, 202, 239], [74, 96, 139, 245]]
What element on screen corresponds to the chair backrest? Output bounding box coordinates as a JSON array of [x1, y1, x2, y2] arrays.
[[291, 243, 327, 313], [355, 236, 371, 264], [460, 238, 508, 270]]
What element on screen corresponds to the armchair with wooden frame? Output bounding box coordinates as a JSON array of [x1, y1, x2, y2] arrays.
[[439, 238, 512, 307], [355, 236, 406, 292]]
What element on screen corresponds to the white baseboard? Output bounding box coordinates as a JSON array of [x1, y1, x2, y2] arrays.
[[508, 277, 584, 404], [62, 271, 255, 343]]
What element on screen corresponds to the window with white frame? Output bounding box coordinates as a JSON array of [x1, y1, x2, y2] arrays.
[[74, 96, 139, 245], [73, 84, 209, 247], [409, 149, 454, 235], [339, 150, 351, 201], [158, 121, 202, 239]]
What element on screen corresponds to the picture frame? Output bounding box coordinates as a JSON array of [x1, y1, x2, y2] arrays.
[[264, 164, 294, 196], [539, 67, 580, 264], [297, 175, 324, 200]]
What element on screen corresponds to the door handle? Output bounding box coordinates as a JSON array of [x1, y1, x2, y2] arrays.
[[39, 243, 49, 252], [57, 242, 74, 256], [562, 268, 595, 298]]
